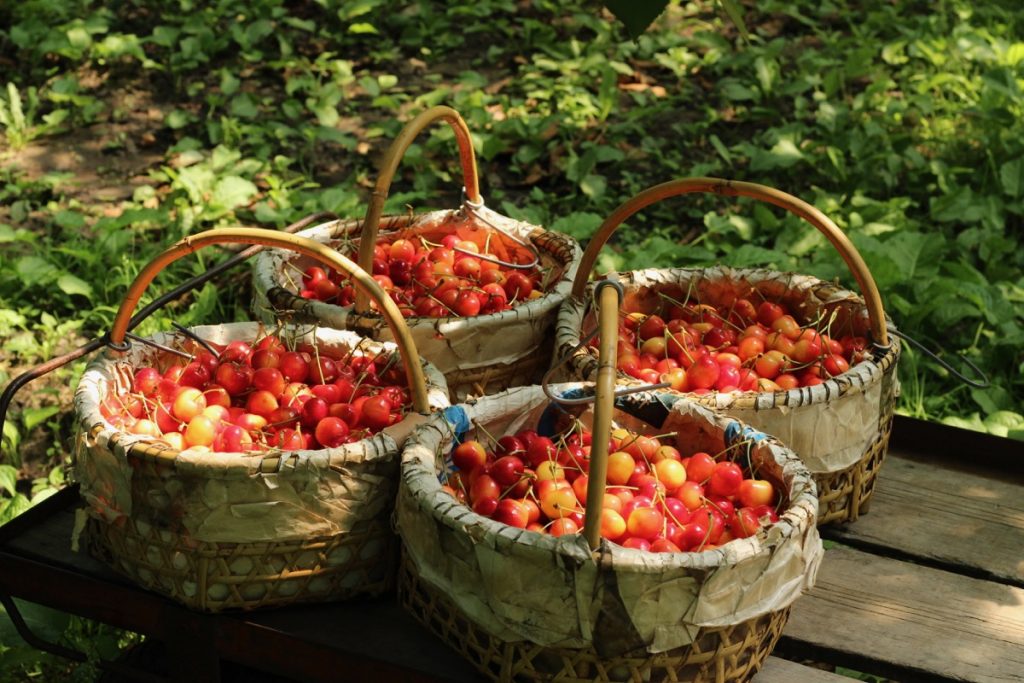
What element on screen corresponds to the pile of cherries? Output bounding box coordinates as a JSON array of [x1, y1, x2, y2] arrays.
[[296, 230, 545, 318], [443, 423, 781, 553], [603, 294, 871, 393], [98, 334, 413, 453]]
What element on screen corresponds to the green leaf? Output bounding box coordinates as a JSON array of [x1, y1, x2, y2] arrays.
[[165, 109, 193, 129], [210, 176, 258, 211], [66, 26, 92, 50], [984, 411, 1024, 430], [22, 406, 60, 431], [348, 22, 378, 35], [15, 256, 58, 285], [0, 464, 17, 496], [550, 212, 605, 240], [54, 210, 86, 230], [718, 0, 750, 40], [219, 70, 240, 96], [0, 495, 31, 525], [57, 273, 93, 299], [229, 93, 259, 119], [604, 0, 670, 39], [940, 414, 986, 433], [579, 174, 607, 199], [1000, 158, 1024, 198]]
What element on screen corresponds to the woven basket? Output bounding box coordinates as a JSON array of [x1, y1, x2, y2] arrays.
[[252, 106, 581, 400], [74, 229, 449, 612], [556, 178, 901, 525], [395, 384, 822, 682]]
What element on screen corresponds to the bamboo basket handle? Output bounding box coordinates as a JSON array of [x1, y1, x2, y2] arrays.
[[581, 281, 622, 551], [108, 227, 431, 414], [355, 105, 480, 314], [572, 177, 889, 346]]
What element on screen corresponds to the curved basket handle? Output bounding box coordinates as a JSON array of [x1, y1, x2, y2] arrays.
[[355, 105, 480, 314], [108, 227, 431, 414], [581, 280, 622, 551], [572, 177, 889, 346]]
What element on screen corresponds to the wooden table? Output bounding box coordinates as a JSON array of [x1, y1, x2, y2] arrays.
[[1, 416, 1021, 682]]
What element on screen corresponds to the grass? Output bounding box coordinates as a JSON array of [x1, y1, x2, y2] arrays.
[[0, 0, 1022, 677]]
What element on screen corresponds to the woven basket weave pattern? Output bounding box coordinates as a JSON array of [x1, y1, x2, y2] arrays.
[[395, 386, 821, 681], [74, 323, 448, 612], [86, 512, 396, 612], [398, 548, 790, 683]]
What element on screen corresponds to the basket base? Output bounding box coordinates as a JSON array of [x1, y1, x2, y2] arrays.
[[397, 549, 789, 683], [84, 514, 398, 613], [815, 407, 894, 526]]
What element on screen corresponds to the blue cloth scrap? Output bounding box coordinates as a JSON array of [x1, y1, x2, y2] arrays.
[[724, 421, 769, 447], [442, 405, 472, 440]]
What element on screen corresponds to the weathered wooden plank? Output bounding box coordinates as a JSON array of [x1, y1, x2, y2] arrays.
[[783, 547, 1024, 683], [826, 453, 1024, 585], [755, 657, 851, 683]]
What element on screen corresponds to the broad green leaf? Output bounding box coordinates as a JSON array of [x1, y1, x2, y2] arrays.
[[57, 273, 93, 299], [229, 93, 259, 119], [54, 210, 86, 230], [348, 22, 378, 35], [0, 495, 31, 525], [210, 176, 258, 211], [579, 174, 607, 199], [940, 414, 986, 433], [984, 411, 1024, 430], [971, 386, 1014, 414], [726, 244, 788, 268], [0, 464, 17, 496], [165, 109, 193, 129], [550, 212, 605, 240], [22, 406, 60, 431], [66, 27, 92, 50], [719, 78, 758, 102], [15, 256, 58, 285], [754, 56, 777, 95], [0, 309, 27, 329], [219, 70, 240, 96], [1000, 158, 1024, 198], [339, 0, 385, 20], [882, 231, 928, 280]]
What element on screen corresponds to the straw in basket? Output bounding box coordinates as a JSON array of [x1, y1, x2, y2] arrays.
[[395, 282, 822, 682], [252, 106, 581, 400], [556, 178, 901, 525], [74, 228, 448, 612]]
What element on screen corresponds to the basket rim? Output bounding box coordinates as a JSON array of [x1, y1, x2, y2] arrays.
[[400, 383, 820, 575], [253, 205, 582, 327], [75, 321, 450, 474], [557, 266, 901, 407]]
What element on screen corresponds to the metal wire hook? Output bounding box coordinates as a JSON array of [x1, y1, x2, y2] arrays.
[[458, 187, 542, 271], [124, 332, 195, 361], [888, 326, 990, 389], [541, 280, 670, 405]]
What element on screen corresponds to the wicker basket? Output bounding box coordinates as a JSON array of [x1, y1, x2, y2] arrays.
[[555, 178, 901, 525], [252, 106, 581, 400], [395, 384, 822, 682], [74, 229, 449, 612]]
